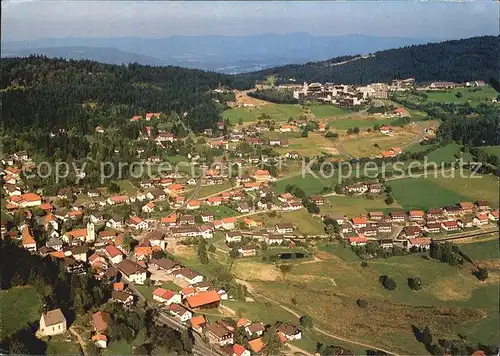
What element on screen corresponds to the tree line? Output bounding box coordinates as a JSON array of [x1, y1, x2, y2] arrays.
[[241, 36, 500, 85]]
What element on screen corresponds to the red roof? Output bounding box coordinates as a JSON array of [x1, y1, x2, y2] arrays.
[[408, 238, 431, 245], [21, 226, 36, 246], [186, 290, 221, 308], [352, 217, 367, 225], [255, 169, 270, 176], [248, 338, 264, 353], [153, 288, 176, 300], [105, 245, 122, 258], [113, 282, 124, 291], [348, 236, 368, 244], [233, 344, 248, 356]]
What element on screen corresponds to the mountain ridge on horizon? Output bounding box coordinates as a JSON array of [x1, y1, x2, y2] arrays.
[[2, 33, 445, 73]]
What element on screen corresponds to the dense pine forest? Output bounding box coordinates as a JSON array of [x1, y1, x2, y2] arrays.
[[241, 36, 500, 84], [0, 56, 252, 134]]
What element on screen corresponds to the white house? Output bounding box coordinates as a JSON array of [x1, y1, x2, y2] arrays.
[[152, 288, 182, 305], [39, 309, 67, 336], [116, 260, 147, 285], [169, 304, 192, 322], [105, 245, 123, 264]]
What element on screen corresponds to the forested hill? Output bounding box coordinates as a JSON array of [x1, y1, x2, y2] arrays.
[[1, 56, 252, 136], [240, 36, 500, 84]]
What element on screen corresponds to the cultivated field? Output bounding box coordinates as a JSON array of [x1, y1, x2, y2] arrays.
[[388, 172, 499, 210], [252, 209, 325, 235], [222, 103, 304, 124], [322, 195, 400, 216], [340, 126, 419, 158], [272, 132, 340, 157], [425, 86, 497, 104], [306, 104, 347, 118]]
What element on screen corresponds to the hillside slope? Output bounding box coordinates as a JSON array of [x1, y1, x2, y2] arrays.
[[0, 56, 252, 135], [241, 36, 500, 84]]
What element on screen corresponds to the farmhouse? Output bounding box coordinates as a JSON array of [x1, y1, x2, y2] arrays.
[[185, 290, 221, 310], [441, 220, 459, 231], [92, 311, 111, 333], [276, 322, 302, 340], [310, 196, 326, 205], [116, 260, 147, 285], [254, 170, 272, 181], [276, 222, 294, 234], [226, 231, 243, 243], [176, 268, 203, 285], [404, 226, 422, 238], [473, 213, 489, 226], [111, 291, 134, 306], [205, 322, 234, 346], [169, 304, 192, 322], [351, 217, 367, 229], [238, 245, 258, 257], [459, 201, 475, 214], [153, 288, 182, 305], [476, 200, 490, 211], [404, 238, 431, 250], [348, 236, 368, 246], [150, 258, 180, 274], [425, 222, 442, 234]]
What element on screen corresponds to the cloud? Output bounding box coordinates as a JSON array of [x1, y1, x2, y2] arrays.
[[2, 1, 498, 40]]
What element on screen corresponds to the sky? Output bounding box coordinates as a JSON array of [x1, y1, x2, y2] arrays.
[[2, 1, 499, 41]]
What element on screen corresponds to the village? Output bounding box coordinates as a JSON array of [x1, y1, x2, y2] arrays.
[[1, 124, 499, 354]]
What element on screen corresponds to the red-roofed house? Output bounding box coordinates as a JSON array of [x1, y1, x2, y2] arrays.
[[221, 217, 236, 230], [152, 288, 182, 305], [348, 236, 368, 246], [351, 217, 367, 229], [22, 226, 37, 252], [185, 290, 221, 310], [126, 216, 148, 230], [232, 344, 251, 356], [394, 107, 410, 117], [473, 213, 489, 226], [105, 245, 123, 264], [254, 170, 272, 182], [248, 338, 264, 353]]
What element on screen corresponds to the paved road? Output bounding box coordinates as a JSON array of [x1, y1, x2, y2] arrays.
[[128, 283, 218, 356]]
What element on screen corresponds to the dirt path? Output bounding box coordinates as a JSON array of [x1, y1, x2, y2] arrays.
[[69, 326, 87, 356], [285, 343, 314, 356], [235, 279, 399, 356]]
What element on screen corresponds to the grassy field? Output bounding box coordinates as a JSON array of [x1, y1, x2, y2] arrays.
[[249, 251, 499, 355], [316, 241, 361, 262], [44, 334, 81, 355], [459, 239, 500, 261], [252, 209, 325, 235], [190, 181, 233, 199], [425, 86, 497, 104], [426, 143, 463, 163], [0, 286, 42, 338], [388, 177, 469, 210], [223, 299, 298, 325], [322, 195, 400, 216], [429, 172, 499, 207], [222, 103, 304, 124], [327, 117, 397, 130], [388, 171, 499, 210], [111, 180, 138, 196], [203, 205, 239, 219], [479, 145, 500, 159], [340, 128, 418, 158], [274, 173, 330, 196], [307, 104, 347, 118], [273, 132, 340, 157]]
